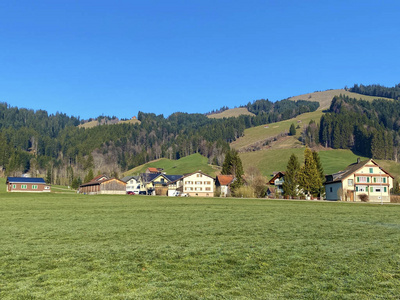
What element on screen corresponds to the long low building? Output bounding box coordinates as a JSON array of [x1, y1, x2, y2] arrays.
[[6, 177, 51, 192], [79, 174, 126, 195]]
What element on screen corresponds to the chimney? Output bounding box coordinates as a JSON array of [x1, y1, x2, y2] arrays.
[[357, 157, 361, 164]]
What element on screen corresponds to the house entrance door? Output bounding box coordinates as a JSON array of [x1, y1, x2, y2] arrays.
[[347, 190, 354, 202]]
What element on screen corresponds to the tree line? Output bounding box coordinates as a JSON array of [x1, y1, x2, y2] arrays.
[[0, 98, 319, 186]]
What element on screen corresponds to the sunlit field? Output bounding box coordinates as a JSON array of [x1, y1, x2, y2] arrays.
[[1, 193, 400, 299]]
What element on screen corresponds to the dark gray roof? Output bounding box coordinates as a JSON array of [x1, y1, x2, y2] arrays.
[[121, 175, 139, 183]]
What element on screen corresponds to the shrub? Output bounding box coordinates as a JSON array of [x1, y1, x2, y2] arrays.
[[234, 186, 255, 198], [358, 194, 369, 202]]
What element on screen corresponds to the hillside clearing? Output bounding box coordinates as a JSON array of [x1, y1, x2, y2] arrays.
[[207, 107, 255, 119]]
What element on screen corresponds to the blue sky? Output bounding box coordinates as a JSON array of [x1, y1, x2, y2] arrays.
[[0, 0, 399, 119]]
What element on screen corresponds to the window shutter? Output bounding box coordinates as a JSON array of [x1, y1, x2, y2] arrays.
[[367, 177, 370, 183], [370, 187, 373, 192]]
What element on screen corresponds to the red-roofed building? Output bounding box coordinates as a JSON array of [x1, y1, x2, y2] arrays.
[[216, 175, 235, 197], [145, 167, 163, 174]]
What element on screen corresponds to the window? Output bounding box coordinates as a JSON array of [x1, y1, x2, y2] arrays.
[[329, 187, 333, 193], [357, 176, 368, 183], [369, 168, 373, 173], [356, 186, 366, 192], [32, 185, 38, 189], [12, 184, 16, 189], [383, 177, 386, 183], [205, 181, 211, 185], [195, 181, 202, 185], [348, 179, 353, 186], [370, 187, 373, 192], [21, 185, 27, 189], [205, 187, 211, 191], [197, 174, 202, 177], [384, 187, 387, 193], [375, 188, 381, 193]]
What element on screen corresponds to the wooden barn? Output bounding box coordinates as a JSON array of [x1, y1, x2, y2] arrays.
[[79, 175, 126, 195], [6, 177, 51, 192]]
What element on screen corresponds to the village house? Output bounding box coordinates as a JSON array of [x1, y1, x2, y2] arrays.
[[79, 174, 126, 195], [121, 175, 140, 194], [268, 171, 285, 195], [215, 175, 235, 197], [324, 159, 393, 202], [168, 171, 215, 197], [6, 177, 51, 192], [139, 172, 182, 195]]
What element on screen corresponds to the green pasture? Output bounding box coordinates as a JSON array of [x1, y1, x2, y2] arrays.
[[123, 153, 219, 177], [231, 110, 324, 150], [1, 193, 400, 299]]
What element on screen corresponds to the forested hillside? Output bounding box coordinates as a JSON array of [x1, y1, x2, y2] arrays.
[[0, 98, 318, 186], [319, 95, 400, 160], [349, 83, 400, 100]]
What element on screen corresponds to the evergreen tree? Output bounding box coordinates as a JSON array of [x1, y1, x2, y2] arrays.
[[282, 153, 300, 197], [222, 149, 244, 190], [298, 147, 322, 197], [46, 166, 52, 184], [312, 151, 325, 196], [84, 169, 94, 183], [289, 123, 296, 136]]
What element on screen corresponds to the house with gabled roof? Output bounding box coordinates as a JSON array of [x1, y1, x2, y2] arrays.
[[324, 158, 393, 202], [268, 171, 285, 195], [168, 171, 215, 197], [6, 177, 51, 192], [139, 172, 182, 195], [216, 175, 235, 197], [121, 175, 140, 194]]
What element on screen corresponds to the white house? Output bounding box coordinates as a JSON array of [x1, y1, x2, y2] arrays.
[[324, 159, 393, 202], [168, 171, 215, 197], [121, 175, 140, 194]]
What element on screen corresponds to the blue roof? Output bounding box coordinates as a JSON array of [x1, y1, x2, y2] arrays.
[[165, 175, 183, 182], [7, 177, 46, 184]]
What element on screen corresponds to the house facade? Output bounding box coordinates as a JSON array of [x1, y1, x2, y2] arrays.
[[325, 159, 393, 202], [268, 172, 285, 195], [6, 177, 51, 192], [169, 171, 214, 197], [216, 175, 234, 197], [121, 175, 140, 194]]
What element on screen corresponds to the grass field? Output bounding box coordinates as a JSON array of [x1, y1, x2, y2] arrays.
[[231, 110, 324, 151], [1, 193, 400, 299], [123, 153, 219, 177]]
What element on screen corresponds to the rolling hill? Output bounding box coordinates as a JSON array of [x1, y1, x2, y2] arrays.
[[123, 153, 220, 177], [232, 89, 400, 179], [207, 107, 255, 119]]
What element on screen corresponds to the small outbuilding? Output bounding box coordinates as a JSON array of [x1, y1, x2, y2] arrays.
[[6, 177, 51, 192]]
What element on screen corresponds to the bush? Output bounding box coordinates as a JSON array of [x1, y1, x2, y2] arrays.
[[358, 194, 369, 202], [234, 186, 254, 198]]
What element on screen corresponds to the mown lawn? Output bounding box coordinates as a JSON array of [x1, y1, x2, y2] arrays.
[[1, 193, 400, 299]]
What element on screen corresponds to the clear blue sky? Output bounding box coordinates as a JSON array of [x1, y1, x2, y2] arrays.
[[1, 0, 399, 119]]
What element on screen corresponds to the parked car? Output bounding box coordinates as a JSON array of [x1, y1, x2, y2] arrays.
[[138, 191, 146, 195], [127, 191, 136, 195], [180, 193, 189, 197]]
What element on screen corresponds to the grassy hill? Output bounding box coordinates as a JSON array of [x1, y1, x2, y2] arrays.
[[207, 107, 255, 119], [289, 89, 394, 110], [123, 153, 220, 177]]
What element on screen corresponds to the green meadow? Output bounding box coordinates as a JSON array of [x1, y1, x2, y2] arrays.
[[1, 193, 400, 299], [123, 153, 219, 177]]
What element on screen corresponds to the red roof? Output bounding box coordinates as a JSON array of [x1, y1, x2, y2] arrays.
[[217, 175, 235, 186], [147, 167, 160, 173]]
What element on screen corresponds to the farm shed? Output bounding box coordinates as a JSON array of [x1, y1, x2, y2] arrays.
[[79, 175, 126, 195]]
